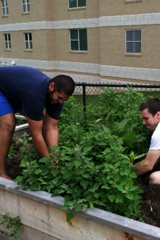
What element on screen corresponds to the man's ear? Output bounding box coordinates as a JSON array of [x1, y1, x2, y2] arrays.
[[157, 111, 160, 119], [49, 82, 55, 92]]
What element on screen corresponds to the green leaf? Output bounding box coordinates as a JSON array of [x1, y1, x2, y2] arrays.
[[83, 204, 89, 212], [66, 213, 74, 222], [80, 180, 88, 190], [134, 153, 147, 160], [123, 132, 136, 141], [126, 194, 134, 200], [102, 184, 110, 190], [35, 169, 42, 175], [95, 119, 102, 123], [15, 176, 23, 183], [74, 161, 82, 168], [116, 195, 124, 203], [89, 202, 94, 209], [130, 171, 137, 178], [61, 205, 69, 211], [63, 171, 73, 179], [93, 183, 100, 191], [75, 204, 83, 212], [20, 159, 28, 168], [31, 185, 39, 191], [19, 147, 26, 153], [108, 195, 116, 203], [117, 119, 128, 131], [39, 157, 49, 163]]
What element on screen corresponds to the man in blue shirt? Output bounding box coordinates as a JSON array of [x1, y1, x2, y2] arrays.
[[0, 66, 75, 180]]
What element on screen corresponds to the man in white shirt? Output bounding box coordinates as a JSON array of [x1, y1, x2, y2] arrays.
[[134, 98, 160, 184]]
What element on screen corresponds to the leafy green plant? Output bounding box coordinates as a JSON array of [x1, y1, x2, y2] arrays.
[[14, 89, 151, 222], [15, 121, 143, 221], [9, 132, 32, 159], [62, 88, 151, 154], [0, 213, 22, 240]]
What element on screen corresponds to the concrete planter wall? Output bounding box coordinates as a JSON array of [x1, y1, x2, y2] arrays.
[[0, 178, 160, 240]]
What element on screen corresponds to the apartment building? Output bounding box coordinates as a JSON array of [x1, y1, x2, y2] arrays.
[[0, 0, 160, 84]]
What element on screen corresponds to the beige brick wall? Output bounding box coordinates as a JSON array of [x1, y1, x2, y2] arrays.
[[0, 0, 160, 83], [0, 0, 100, 63], [52, 28, 100, 64], [100, 25, 160, 69], [0, 0, 48, 24], [0, 30, 53, 61], [52, 0, 99, 20], [100, 0, 160, 17]]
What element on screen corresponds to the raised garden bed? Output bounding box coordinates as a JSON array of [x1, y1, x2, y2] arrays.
[[0, 177, 160, 240], [2, 104, 160, 239]]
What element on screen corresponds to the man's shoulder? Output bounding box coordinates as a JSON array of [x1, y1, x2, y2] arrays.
[[153, 123, 160, 136], [157, 123, 160, 130]]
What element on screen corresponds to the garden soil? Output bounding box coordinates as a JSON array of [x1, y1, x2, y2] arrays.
[[5, 150, 160, 229]]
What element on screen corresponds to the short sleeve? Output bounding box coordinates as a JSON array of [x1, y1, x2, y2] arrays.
[[149, 124, 160, 150]]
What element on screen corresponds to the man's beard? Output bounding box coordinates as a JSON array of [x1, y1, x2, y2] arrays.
[[47, 91, 58, 105]]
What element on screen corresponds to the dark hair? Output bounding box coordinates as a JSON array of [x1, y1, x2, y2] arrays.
[[51, 75, 75, 96], [139, 98, 160, 116]]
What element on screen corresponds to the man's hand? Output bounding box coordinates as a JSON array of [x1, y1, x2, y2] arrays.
[[134, 150, 160, 176]]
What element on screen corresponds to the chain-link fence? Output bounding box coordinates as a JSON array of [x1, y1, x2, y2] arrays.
[[16, 82, 160, 131], [73, 83, 160, 116]]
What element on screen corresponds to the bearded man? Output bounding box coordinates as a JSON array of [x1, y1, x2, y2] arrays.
[[0, 66, 75, 180]]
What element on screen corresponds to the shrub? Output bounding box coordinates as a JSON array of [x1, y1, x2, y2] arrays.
[[15, 89, 150, 221]]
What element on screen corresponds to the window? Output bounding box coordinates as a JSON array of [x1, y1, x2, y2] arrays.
[[126, 30, 141, 54], [24, 33, 33, 50], [4, 34, 11, 49], [2, 0, 9, 16], [70, 29, 87, 51], [22, 0, 30, 13], [125, 0, 142, 2], [69, 0, 86, 8]]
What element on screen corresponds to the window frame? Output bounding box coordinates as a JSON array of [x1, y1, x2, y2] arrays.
[[125, 29, 142, 55], [125, 0, 142, 2], [70, 29, 88, 52], [69, 0, 86, 9], [2, 0, 9, 16], [4, 33, 11, 49], [24, 33, 33, 50], [22, 0, 30, 14]]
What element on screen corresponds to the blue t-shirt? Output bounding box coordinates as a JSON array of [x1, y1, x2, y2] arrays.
[[0, 66, 63, 121]]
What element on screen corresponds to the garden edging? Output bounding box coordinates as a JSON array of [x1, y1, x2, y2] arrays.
[[0, 177, 160, 240]]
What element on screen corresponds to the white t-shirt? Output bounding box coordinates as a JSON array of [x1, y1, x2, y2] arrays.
[[149, 123, 160, 150]]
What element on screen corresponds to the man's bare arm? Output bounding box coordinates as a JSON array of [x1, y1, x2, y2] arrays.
[[42, 113, 59, 152], [133, 150, 160, 176], [27, 117, 49, 158]]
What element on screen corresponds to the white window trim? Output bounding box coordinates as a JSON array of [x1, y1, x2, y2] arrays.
[[24, 33, 33, 50], [69, 0, 86, 9], [4, 33, 11, 49], [125, 0, 142, 3], [22, 0, 30, 13], [70, 29, 87, 52], [125, 29, 142, 55], [2, 0, 9, 16]]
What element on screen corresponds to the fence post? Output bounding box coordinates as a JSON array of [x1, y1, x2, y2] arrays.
[[82, 83, 87, 120]]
